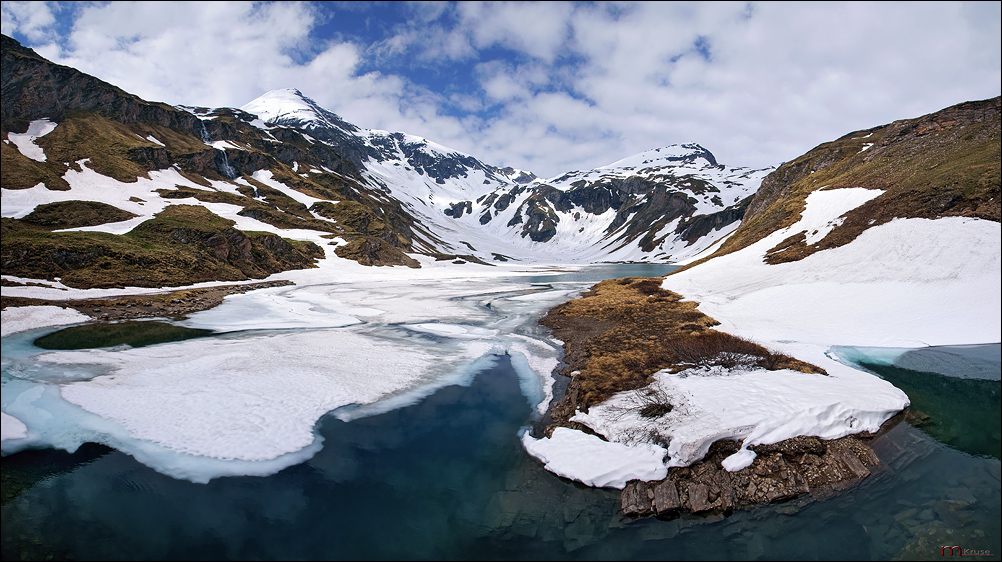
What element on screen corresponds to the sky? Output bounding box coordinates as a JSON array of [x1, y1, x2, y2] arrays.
[[2, 1, 1000, 178]]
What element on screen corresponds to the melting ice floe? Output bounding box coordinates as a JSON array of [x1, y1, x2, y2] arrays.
[[1, 270, 574, 483], [0, 306, 91, 338]]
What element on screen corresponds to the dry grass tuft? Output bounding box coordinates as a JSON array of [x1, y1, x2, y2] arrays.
[[542, 277, 826, 413]]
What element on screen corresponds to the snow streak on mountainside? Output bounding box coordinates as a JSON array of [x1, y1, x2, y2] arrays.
[[239, 88, 771, 264]]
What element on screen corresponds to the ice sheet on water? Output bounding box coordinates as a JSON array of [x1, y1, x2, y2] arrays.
[[179, 285, 365, 331], [830, 343, 1001, 381], [2, 271, 586, 482], [46, 329, 438, 459], [1, 306, 90, 338], [1, 411, 28, 441], [402, 323, 499, 339]]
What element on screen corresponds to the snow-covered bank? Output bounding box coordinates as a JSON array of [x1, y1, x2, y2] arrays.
[[662, 189, 1001, 347], [521, 427, 668, 488], [522, 188, 999, 486]]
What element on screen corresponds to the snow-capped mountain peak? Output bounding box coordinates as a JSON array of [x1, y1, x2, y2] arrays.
[[240, 88, 358, 133], [601, 143, 718, 171]]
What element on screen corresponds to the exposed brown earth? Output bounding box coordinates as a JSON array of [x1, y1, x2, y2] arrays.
[[540, 277, 824, 421], [1, 279, 293, 321], [539, 276, 892, 518]]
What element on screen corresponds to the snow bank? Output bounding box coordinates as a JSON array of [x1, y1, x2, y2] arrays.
[[569, 359, 905, 472], [521, 427, 667, 488], [662, 189, 1001, 346]]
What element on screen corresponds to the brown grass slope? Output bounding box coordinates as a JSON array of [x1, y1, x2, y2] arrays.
[[20, 200, 138, 230], [676, 96, 1000, 272], [1, 205, 323, 288]]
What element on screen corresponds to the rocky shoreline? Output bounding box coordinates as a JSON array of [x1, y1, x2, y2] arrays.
[[619, 433, 884, 518], [0, 279, 293, 321], [538, 275, 896, 519]]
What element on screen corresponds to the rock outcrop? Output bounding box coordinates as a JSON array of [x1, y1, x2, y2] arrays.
[[620, 435, 883, 518]]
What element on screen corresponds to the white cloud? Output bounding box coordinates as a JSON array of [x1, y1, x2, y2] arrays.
[[29, 2, 321, 108], [457, 1, 574, 63], [476, 60, 551, 103], [3, 1, 999, 179], [1, 1, 57, 43]]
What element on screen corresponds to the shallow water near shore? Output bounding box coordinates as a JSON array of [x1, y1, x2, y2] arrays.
[[832, 344, 1002, 459], [2, 264, 1000, 560]]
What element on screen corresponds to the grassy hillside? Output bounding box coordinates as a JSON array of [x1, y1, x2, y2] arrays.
[[2, 33, 434, 274], [677, 97, 1000, 271], [1, 205, 323, 288]]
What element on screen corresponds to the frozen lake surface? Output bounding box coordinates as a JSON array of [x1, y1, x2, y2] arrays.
[[2, 347, 999, 560], [3, 264, 679, 481]]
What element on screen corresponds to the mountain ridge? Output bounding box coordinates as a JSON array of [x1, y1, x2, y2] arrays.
[[2, 33, 772, 287], [672, 95, 1001, 274], [2, 32, 998, 290]]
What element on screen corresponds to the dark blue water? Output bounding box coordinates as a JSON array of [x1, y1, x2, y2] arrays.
[[3, 353, 1000, 560]]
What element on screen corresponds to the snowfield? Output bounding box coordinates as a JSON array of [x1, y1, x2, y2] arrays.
[[662, 189, 1001, 347]]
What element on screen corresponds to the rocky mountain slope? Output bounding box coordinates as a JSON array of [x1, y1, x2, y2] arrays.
[[238, 87, 771, 264], [2, 34, 769, 288]]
